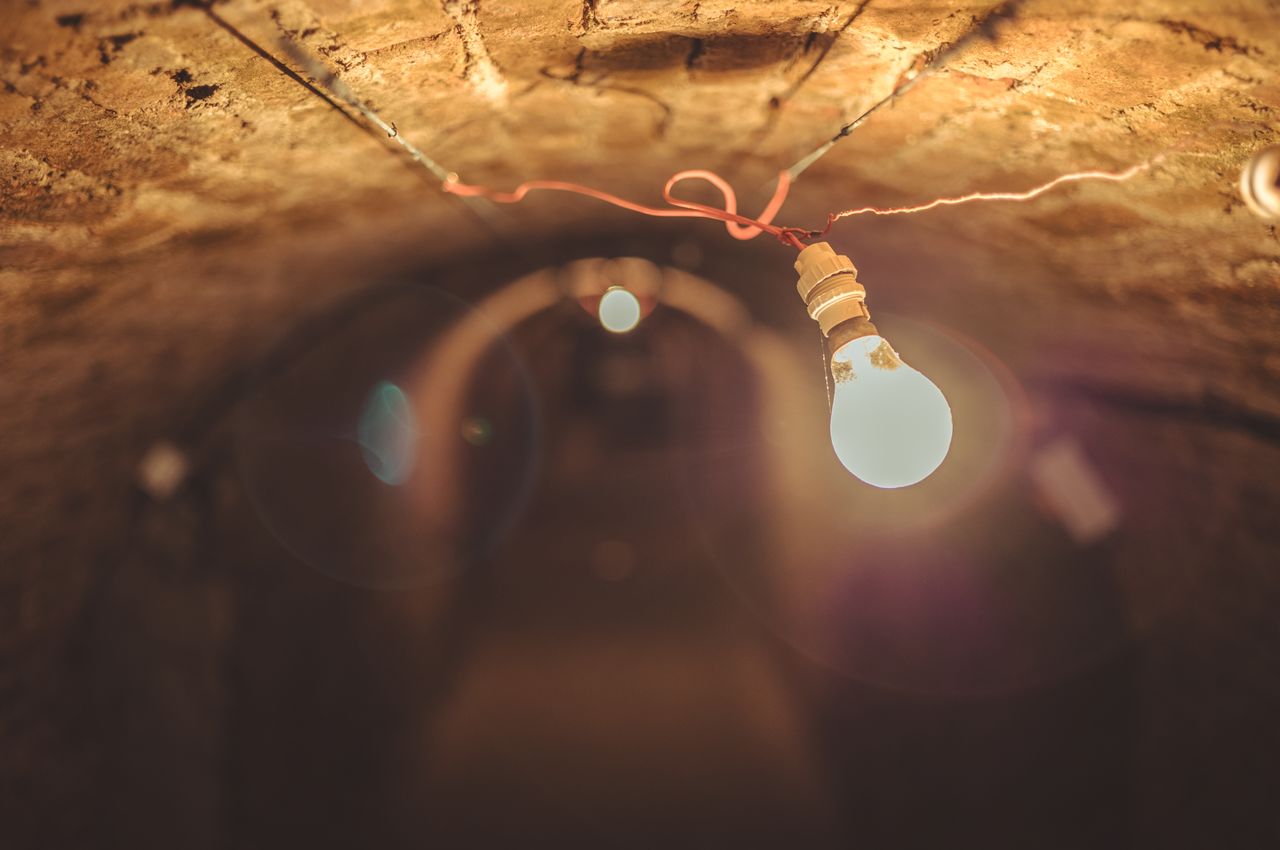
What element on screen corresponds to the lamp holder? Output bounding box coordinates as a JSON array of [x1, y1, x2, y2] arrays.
[[794, 242, 880, 349]]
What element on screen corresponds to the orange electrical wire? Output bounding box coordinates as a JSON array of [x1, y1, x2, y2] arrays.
[[444, 168, 810, 250], [826, 161, 1156, 222], [443, 160, 1156, 252]]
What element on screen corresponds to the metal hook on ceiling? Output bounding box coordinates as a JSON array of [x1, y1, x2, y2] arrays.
[[1240, 145, 1280, 222]]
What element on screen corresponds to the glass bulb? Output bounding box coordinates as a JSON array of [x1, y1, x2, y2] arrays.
[[829, 335, 952, 488], [598, 287, 641, 333]]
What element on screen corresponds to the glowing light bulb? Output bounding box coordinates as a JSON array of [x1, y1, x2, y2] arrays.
[[829, 335, 952, 488], [598, 286, 641, 333], [793, 241, 953, 487]]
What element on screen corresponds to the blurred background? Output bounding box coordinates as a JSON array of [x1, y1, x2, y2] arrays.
[[4, 1, 1280, 848]]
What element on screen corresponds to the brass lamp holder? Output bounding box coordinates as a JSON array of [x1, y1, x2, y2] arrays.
[[794, 241, 880, 353]]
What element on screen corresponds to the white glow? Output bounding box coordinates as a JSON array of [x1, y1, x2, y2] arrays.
[[829, 335, 952, 488], [598, 287, 641, 333]]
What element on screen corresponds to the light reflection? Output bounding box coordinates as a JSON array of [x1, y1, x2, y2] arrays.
[[357, 381, 417, 485], [461, 415, 494, 446]]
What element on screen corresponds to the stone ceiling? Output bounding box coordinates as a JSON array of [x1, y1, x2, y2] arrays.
[[6, 0, 1279, 279], [4, 7, 1280, 588], [4, 0, 1279, 400], [4, 0, 1280, 655], [6, 0, 1279, 557]]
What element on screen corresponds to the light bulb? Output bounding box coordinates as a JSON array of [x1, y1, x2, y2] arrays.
[[793, 241, 953, 488], [598, 286, 641, 333], [829, 334, 952, 488]]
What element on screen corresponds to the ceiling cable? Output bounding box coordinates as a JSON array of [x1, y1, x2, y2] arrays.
[[221, 2, 1149, 254], [782, 0, 1024, 181]]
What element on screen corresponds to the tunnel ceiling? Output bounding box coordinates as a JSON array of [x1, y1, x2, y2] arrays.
[[5, 0, 1278, 430], [5, 0, 1280, 676], [6, 1, 1280, 288]]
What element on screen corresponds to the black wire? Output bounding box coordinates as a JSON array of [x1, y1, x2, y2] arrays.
[[785, 0, 1026, 180]]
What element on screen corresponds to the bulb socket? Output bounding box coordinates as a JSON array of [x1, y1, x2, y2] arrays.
[[827, 316, 881, 354], [1241, 145, 1280, 222], [794, 242, 871, 336]]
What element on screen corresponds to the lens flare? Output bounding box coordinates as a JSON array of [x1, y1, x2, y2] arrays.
[[357, 381, 417, 485], [461, 415, 494, 446]]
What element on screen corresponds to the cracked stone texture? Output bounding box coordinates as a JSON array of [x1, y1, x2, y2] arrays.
[[3, 0, 1280, 847]]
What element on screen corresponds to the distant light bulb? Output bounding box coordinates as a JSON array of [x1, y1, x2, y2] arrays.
[[598, 286, 641, 333], [829, 335, 952, 488]]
